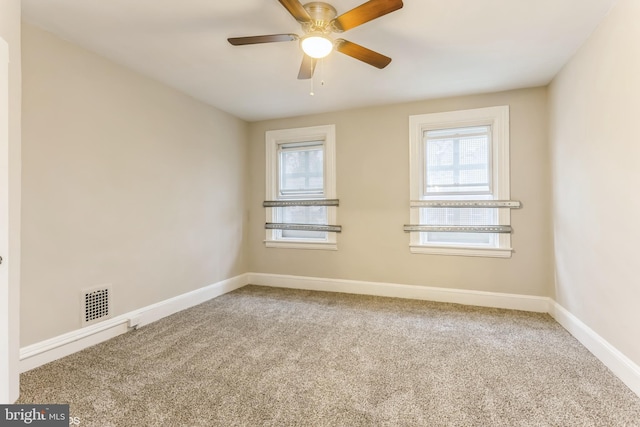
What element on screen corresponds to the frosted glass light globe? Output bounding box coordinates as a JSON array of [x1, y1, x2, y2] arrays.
[[301, 36, 333, 59]]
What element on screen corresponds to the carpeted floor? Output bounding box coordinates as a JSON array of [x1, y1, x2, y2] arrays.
[[18, 285, 640, 426]]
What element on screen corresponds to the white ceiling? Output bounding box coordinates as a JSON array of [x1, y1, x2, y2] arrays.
[[21, 0, 617, 121]]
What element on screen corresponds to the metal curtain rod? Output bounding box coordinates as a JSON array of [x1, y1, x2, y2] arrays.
[[410, 200, 521, 208], [266, 223, 342, 233], [403, 225, 512, 233], [263, 199, 340, 207]]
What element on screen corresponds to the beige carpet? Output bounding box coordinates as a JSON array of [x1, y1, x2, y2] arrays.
[[18, 285, 640, 426]]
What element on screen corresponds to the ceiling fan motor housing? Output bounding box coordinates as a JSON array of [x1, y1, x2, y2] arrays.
[[302, 2, 338, 34]]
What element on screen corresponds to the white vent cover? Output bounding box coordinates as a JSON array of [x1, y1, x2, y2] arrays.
[[81, 285, 112, 326]]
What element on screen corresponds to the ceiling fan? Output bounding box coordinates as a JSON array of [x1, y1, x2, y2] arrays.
[[227, 0, 404, 79]]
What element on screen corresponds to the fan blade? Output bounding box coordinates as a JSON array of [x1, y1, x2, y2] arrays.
[[278, 0, 312, 23], [297, 55, 317, 80], [331, 0, 403, 32], [228, 34, 299, 45], [335, 39, 392, 69]]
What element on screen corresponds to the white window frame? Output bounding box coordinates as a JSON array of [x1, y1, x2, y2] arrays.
[[265, 124, 337, 250], [409, 106, 512, 258]]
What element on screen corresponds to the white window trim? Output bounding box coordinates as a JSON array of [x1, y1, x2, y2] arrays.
[[409, 106, 512, 258], [265, 124, 337, 250]]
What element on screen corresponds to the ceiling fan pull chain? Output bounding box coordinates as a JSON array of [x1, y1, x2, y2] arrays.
[[310, 60, 315, 95]]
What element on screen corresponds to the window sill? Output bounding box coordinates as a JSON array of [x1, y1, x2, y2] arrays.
[[265, 240, 338, 251], [410, 245, 512, 258]]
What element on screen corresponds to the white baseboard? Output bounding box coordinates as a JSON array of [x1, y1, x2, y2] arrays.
[[248, 273, 551, 313], [19, 274, 249, 372], [549, 301, 640, 398]]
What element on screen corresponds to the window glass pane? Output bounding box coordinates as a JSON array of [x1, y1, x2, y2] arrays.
[[424, 126, 490, 194], [282, 229, 327, 240], [419, 207, 496, 246], [278, 206, 327, 240], [279, 143, 324, 196], [421, 232, 493, 245], [279, 206, 326, 224], [421, 207, 495, 225]]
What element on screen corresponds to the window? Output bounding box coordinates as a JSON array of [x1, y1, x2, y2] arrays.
[[409, 106, 512, 257], [265, 125, 337, 250]]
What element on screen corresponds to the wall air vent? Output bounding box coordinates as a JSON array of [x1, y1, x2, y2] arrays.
[[81, 285, 112, 326]]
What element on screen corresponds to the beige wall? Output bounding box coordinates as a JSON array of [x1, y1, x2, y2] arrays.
[[549, 0, 640, 365], [0, 0, 22, 404], [248, 88, 552, 297], [21, 24, 249, 346]]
